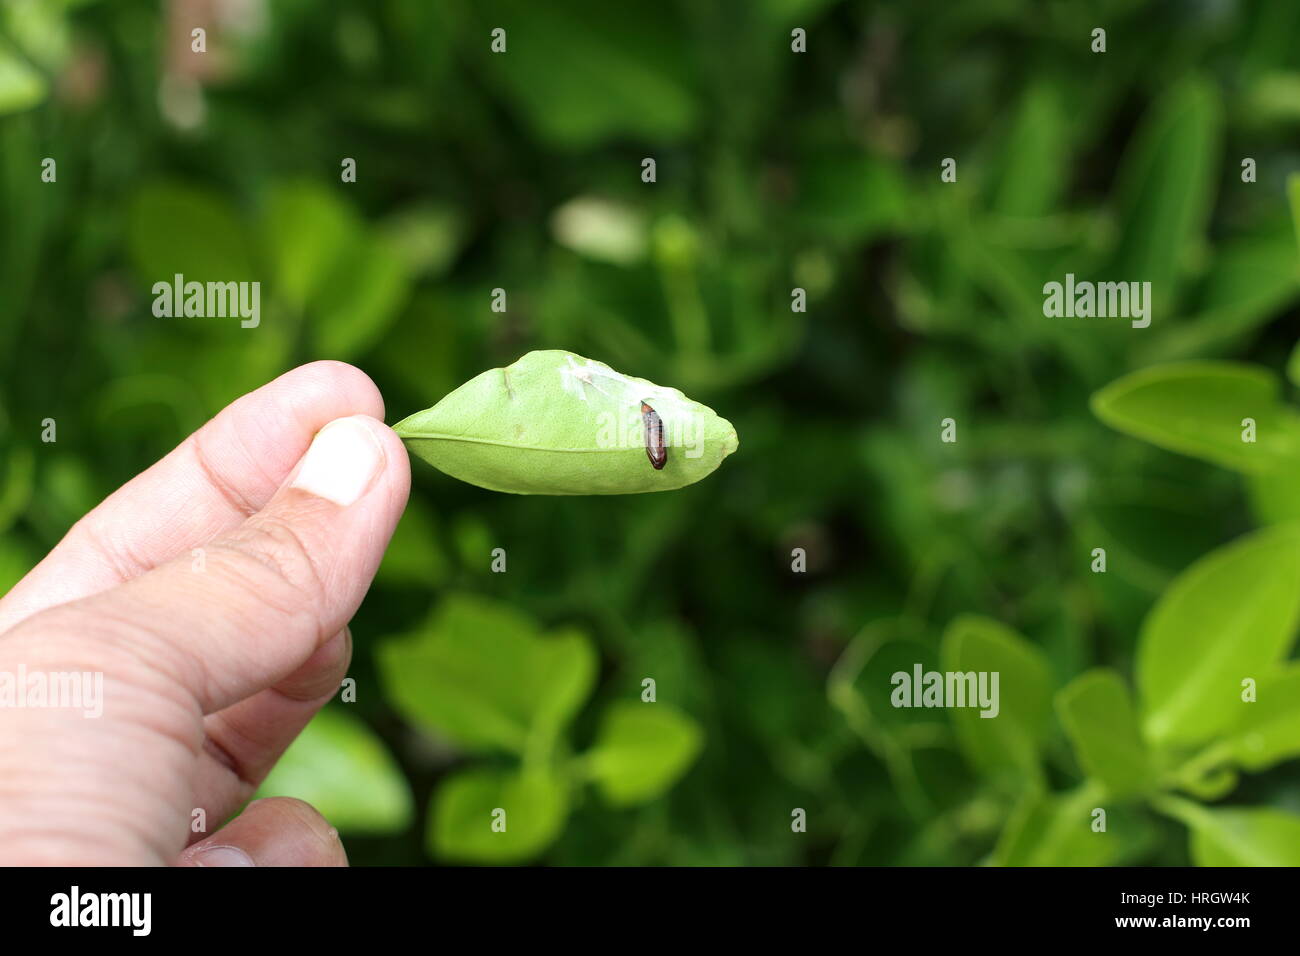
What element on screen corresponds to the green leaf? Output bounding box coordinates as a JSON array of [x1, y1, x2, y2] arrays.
[[1138, 523, 1300, 749], [1246, 73, 1300, 124], [375, 495, 448, 587], [991, 80, 1068, 219], [0, 38, 46, 115], [1225, 665, 1300, 771], [1055, 669, 1150, 798], [127, 183, 255, 284], [1, 0, 71, 71], [995, 785, 1118, 866], [377, 594, 597, 756], [1190, 231, 1299, 319], [258, 180, 412, 358], [450, 512, 495, 571], [260, 181, 355, 312], [393, 350, 739, 495], [1288, 338, 1300, 388], [374, 290, 461, 403], [255, 706, 412, 834], [429, 766, 569, 863], [1109, 78, 1220, 300], [793, 153, 909, 242], [585, 701, 703, 806], [941, 615, 1052, 789], [180, 328, 295, 414], [1178, 766, 1240, 802], [478, 0, 698, 149], [1160, 798, 1300, 866], [1091, 361, 1300, 475], [840, 637, 945, 731], [1145, 231, 1300, 362], [380, 202, 463, 277], [1246, 468, 1300, 525], [310, 232, 409, 359]]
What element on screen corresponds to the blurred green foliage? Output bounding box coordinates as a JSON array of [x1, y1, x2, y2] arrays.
[[2, 0, 1300, 865]]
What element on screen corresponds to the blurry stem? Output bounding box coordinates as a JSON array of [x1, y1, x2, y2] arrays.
[[1150, 792, 1215, 829], [902, 547, 950, 630], [829, 807, 877, 866], [904, 787, 1014, 864], [522, 722, 567, 775], [883, 736, 934, 820], [658, 258, 712, 359], [828, 631, 936, 820], [586, 306, 659, 369], [904, 804, 974, 864], [1163, 740, 1235, 792]]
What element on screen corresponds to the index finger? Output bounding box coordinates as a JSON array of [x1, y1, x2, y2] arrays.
[[0, 361, 385, 635]]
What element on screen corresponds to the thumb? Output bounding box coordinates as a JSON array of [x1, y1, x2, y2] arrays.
[[15, 414, 409, 715], [178, 797, 348, 867]]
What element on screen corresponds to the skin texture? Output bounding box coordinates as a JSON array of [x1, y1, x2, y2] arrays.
[[0, 361, 410, 866]]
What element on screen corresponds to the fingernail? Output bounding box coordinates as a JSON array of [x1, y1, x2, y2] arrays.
[[193, 845, 255, 867], [290, 416, 384, 506]]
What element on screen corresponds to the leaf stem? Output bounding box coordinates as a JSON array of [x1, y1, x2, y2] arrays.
[[1163, 740, 1235, 791]]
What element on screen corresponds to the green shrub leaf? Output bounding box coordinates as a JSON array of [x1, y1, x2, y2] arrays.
[[586, 701, 703, 806], [1145, 231, 1300, 362], [0, 38, 46, 115], [1225, 665, 1300, 771], [477, 0, 699, 150], [794, 152, 909, 242], [377, 594, 596, 755], [256, 706, 412, 834], [991, 80, 1068, 219], [260, 181, 355, 312], [941, 615, 1052, 789], [1138, 523, 1300, 749], [1246, 468, 1300, 525], [394, 350, 738, 495], [1177, 765, 1240, 802], [1091, 361, 1300, 474], [127, 183, 254, 283], [834, 636, 946, 732], [995, 785, 1117, 866], [375, 495, 448, 587], [310, 231, 409, 359], [1056, 669, 1151, 798], [1160, 799, 1300, 866], [1109, 78, 1220, 300], [429, 766, 568, 863]]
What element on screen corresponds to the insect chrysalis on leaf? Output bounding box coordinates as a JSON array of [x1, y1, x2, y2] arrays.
[[392, 350, 738, 495], [641, 401, 667, 470]]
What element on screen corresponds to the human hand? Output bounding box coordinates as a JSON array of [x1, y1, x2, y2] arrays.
[[0, 362, 410, 866]]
